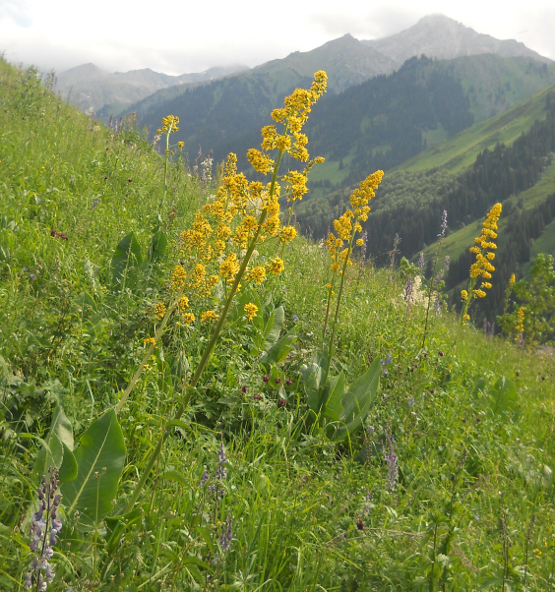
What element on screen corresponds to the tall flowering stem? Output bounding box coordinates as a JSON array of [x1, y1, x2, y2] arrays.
[[25, 469, 62, 592], [157, 115, 180, 213], [119, 72, 328, 517], [421, 210, 447, 349], [460, 203, 502, 325], [321, 171, 384, 388]]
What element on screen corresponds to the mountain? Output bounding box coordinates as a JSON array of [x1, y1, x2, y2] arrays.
[[55, 63, 249, 112], [296, 83, 555, 324], [361, 14, 552, 64], [127, 34, 399, 120]]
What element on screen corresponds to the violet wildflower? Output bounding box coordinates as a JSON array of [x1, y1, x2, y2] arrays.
[[444, 255, 450, 271], [292, 314, 299, 322], [383, 435, 398, 491], [404, 276, 414, 305], [408, 397, 415, 407], [26, 469, 62, 591], [199, 470, 209, 486], [91, 198, 101, 211], [213, 443, 228, 481], [220, 515, 233, 551], [433, 296, 441, 317], [418, 252, 425, 270]]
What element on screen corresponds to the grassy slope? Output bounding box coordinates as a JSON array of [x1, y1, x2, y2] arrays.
[[396, 81, 555, 175], [1, 59, 555, 591]]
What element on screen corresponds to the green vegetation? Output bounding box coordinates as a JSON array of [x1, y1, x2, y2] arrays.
[[2, 58, 555, 592]]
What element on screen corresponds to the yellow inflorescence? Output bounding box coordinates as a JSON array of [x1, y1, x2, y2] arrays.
[[154, 302, 167, 320], [515, 306, 525, 341], [468, 203, 502, 298], [167, 73, 328, 333], [325, 170, 384, 273], [160, 115, 179, 133], [201, 310, 218, 322], [268, 257, 285, 275], [244, 302, 259, 321]]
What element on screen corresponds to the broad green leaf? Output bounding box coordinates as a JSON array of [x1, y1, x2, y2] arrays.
[[50, 405, 74, 450], [148, 230, 167, 262], [33, 434, 63, 482], [62, 409, 126, 525], [321, 372, 345, 422], [264, 306, 284, 350], [32, 406, 75, 482], [260, 332, 296, 367], [330, 358, 381, 443], [58, 443, 78, 483], [301, 362, 322, 414], [111, 232, 144, 283], [488, 376, 517, 415]]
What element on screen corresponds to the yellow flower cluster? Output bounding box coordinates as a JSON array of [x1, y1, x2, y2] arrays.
[[157, 114, 180, 134], [201, 310, 218, 322], [468, 203, 502, 299], [244, 302, 258, 321], [325, 171, 384, 273], [515, 306, 525, 341], [165, 74, 328, 333], [154, 302, 166, 320]]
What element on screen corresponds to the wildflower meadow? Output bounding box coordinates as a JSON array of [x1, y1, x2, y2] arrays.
[[1, 58, 555, 592]]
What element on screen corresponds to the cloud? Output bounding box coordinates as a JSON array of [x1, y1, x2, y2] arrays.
[[307, 6, 421, 40], [0, 0, 33, 27]]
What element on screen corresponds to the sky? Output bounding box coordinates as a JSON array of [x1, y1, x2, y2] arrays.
[[1, 0, 555, 75]]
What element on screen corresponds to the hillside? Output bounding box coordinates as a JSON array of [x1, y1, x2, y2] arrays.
[[55, 62, 249, 112], [362, 14, 553, 64], [296, 82, 555, 325], [1, 57, 555, 592]]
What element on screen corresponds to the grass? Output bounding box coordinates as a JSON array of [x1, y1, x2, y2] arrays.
[[396, 81, 555, 175], [1, 58, 555, 592]]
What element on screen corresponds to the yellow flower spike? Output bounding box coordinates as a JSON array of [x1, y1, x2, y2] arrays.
[[171, 266, 187, 290], [245, 266, 266, 284], [509, 273, 516, 286], [178, 296, 190, 311], [153, 302, 167, 320], [268, 257, 285, 275], [461, 290, 469, 301], [244, 302, 259, 321], [279, 226, 297, 243], [247, 149, 274, 174], [181, 313, 195, 326], [201, 310, 218, 322]]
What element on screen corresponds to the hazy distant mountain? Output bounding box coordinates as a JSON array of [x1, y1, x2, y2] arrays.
[[127, 34, 399, 121], [55, 63, 249, 112], [361, 15, 552, 64]]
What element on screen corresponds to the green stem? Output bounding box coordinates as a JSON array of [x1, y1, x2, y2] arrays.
[[158, 123, 173, 213], [321, 223, 357, 393], [121, 148, 285, 514], [421, 235, 445, 350]]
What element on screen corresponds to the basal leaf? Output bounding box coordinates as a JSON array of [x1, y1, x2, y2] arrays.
[[264, 306, 284, 350], [330, 358, 381, 443], [58, 443, 78, 483], [260, 332, 296, 367], [489, 376, 517, 415], [111, 232, 144, 283], [148, 230, 167, 262], [321, 372, 345, 422], [62, 409, 126, 525]]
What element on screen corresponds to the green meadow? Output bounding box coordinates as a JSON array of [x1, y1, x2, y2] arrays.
[[1, 59, 555, 592]]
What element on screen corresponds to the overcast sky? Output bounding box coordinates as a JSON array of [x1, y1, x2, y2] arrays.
[[1, 0, 554, 75]]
